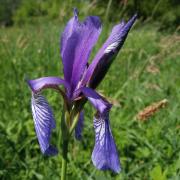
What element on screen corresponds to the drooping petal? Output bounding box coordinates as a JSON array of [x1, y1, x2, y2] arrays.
[[31, 93, 58, 155], [80, 87, 120, 172], [82, 14, 137, 88], [27, 76, 70, 94], [92, 112, 121, 173], [60, 9, 102, 93], [75, 111, 84, 140], [81, 87, 111, 113]]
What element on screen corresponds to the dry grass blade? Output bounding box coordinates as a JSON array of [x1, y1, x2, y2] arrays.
[[137, 99, 168, 121], [146, 64, 160, 74]]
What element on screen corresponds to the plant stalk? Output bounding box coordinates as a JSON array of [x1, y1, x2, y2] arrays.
[[61, 140, 68, 180], [60, 107, 69, 180]]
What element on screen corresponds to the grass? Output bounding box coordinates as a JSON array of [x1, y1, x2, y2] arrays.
[[0, 20, 179, 180]]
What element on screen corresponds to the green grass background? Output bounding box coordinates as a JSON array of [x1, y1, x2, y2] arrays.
[[0, 15, 180, 180]]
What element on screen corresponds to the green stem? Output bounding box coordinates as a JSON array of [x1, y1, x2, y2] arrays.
[[60, 112, 79, 180], [69, 113, 79, 135], [61, 157, 67, 180], [61, 140, 68, 180], [60, 100, 85, 179], [60, 108, 69, 180]]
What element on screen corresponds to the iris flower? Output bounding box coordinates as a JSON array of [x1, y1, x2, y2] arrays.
[[27, 9, 137, 173]]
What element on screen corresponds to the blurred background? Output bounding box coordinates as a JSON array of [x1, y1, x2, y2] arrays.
[[0, 0, 179, 180], [0, 0, 179, 30]]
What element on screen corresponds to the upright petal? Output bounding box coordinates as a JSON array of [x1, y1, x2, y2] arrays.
[[31, 93, 58, 155], [75, 111, 84, 140], [82, 14, 137, 88], [81, 87, 120, 172], [60, 9, 102, 93], [27, 76, 70, 94]]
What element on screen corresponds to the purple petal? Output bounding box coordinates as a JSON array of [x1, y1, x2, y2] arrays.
[[81, 87, 111, 113], [60, 9, 102, 93], [27, 77, 70, 93], [92, 112, 121, 173], [80, 87, 120, 172], [72, 63, 89, 98], [31, 93, 58, 155], [82, 14, 137, 88], [75, 111, 84, 140]]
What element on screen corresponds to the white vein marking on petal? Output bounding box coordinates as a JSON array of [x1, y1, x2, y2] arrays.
[[104, 41, 120, 54], [31, 93, 55, 152], [94, 116, 105, 146]]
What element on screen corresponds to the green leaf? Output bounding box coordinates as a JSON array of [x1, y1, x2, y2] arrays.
[[150, 164, 167, 180]]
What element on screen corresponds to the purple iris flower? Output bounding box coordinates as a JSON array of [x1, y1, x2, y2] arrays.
[[27, 9, 137, 173]]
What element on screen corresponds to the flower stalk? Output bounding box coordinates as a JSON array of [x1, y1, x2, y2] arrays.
[[60, 105, 80, 179], [60, 108, 70, 180], [61, 139, 68, 180]]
